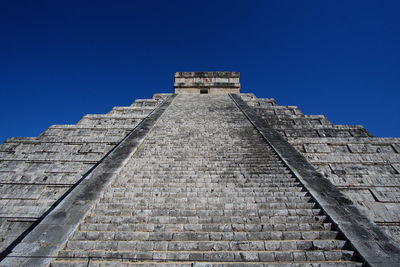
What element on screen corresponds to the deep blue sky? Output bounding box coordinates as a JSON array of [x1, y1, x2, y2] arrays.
[[1, 0, 400, 142]]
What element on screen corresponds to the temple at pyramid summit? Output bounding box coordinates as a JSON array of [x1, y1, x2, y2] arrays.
[[1, 72, 400, 266]]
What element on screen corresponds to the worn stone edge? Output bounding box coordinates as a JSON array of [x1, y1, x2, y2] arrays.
[[0, 94, 176, 266], [230, 93, 400, 267]]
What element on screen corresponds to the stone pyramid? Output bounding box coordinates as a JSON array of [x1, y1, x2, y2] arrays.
[[0, 72, 399, 266]]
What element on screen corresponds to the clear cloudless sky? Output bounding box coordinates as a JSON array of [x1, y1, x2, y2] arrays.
[[1, 0, 400, 142]]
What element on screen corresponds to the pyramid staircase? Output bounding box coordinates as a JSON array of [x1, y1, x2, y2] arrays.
[[51, 95, 362, 266]]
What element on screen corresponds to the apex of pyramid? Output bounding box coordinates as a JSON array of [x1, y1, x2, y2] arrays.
[[174, 71, 240, 94]]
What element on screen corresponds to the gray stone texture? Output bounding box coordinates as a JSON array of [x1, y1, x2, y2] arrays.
[[231, 94, 400, 266], [48, 95, 361, 265], [174, 72, 240, 94], [0, 71, 399, 266], [0, 94, 170, 256], [240, 93, 400, 242]]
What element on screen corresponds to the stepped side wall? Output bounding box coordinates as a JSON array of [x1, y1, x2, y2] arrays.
[[0, 94, 171, 254], [49, 94, 362, 266], [240, 93, 400, 241]]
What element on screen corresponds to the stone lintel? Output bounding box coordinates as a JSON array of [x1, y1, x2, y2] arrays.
[[174, 71, 240, 94]]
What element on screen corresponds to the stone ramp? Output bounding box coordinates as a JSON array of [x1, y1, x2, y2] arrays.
[[51, 95, 361, 265]]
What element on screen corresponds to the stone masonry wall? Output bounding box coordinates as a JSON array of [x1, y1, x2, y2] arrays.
[[0, 94, 170, 254], [240, 93, 400, 241], [174, 72, 240, 94], [52, 94, 361, 266]]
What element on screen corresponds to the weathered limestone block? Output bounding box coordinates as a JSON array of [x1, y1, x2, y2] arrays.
[[303, 143, 331, 153], [0, 94, 169, 255], [130, 99, 158, 107], [174, 72, 240, 94], [50, 94, 361, 266], [242, 95, 400, 242], [247, 98, 277, 107], [108, 106, 154, 115], [77, 114, 145, 126], [284, 129, 320, 137]]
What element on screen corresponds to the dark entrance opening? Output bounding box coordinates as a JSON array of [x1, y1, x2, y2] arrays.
[[200, 89, 209, 94]]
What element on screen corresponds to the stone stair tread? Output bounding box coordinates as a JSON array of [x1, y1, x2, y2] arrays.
[[51, 262, 362, 267], [79, 223, 334, 232], [90, 210, 322, 217], [92, 207, 319, 213], [93, 201, 316, 209], [83, 215, 328, 224], [51, 94, 361, 265], [55, 250, 358, 263], [98, 199, 313, 204], [72, 230, 340, 241], [65, 239, 348, 251]]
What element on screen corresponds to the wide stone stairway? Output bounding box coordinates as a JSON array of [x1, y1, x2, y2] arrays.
[[52, 95, 362, 266]]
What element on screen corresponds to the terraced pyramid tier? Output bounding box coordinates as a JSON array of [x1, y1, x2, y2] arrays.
[[52, 95, 361, 266]]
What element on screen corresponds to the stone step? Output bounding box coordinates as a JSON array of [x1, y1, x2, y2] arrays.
[[115, 179, 296, 185], [79, 223, 334, 233], [0, 206, 47, 217], [51, 94, 361, 266], [116, 174, 297, 178], [106, 187, 306, 193], [127, 156, 284, 159], [121, 160, 287, 164], [55, 249, 357, 263], [100, 185, 306, 190], [106, 185, 304, 192], [128, 159, 285, 164], [119, 173, 294, 178], [97, 197, 314, 208], [110, 178, 298, 183], [134, 151, 282, 155], [101, 194, 311, 201], [99, 193, 311, 203], [84, 215, 328, 224], [119, 166, 291, 170], [65, 240, 349, 252], [72, 230, 339, 241], [103, 189, 307, 198], [51, 261, 363, 267], [121, 161, 287, 165], [97, 202, 316, 210], [115, 172, 294, 177], [134, 152, 281, 155], [91, 208, 322, 217]]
